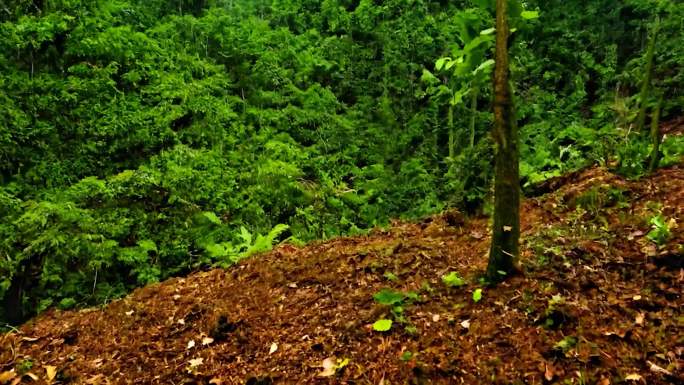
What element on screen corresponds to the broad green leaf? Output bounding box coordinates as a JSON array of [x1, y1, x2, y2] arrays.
[[480, 27, 495, 35], [372, 319, 392, 332], [450, 88, 466, 106], [473, 59, 495, 74], [420, 69, 439, 84], [521, 10, 540, 19]]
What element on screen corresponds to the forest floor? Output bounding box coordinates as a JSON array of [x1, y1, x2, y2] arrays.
[[1, 165, 683, 385]]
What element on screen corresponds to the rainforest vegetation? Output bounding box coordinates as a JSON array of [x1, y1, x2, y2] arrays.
[[1, 0, 682, 325]]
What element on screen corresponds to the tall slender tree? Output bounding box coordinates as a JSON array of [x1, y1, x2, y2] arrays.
[[635, 16, 660, 134], [487, 0, 520, 282]]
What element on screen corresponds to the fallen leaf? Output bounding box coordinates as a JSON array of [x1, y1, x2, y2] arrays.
[[635, 313, 645, 326], [85, 374, 104, 384], [597, 377, 610, 385], [503, 225, 512, 232], [269, 342, 278, 354], [201, 337, 214, 346], [187, 340, 196, 349], [318, 357, 349, 377], [45, 366, 57, 382], [125, 310, 134, 316], [188, 358, 204, 368], [25, 372, 39, 381], [544, 363, 554, 381], [641, 245, 657, 257], [319, 357, 337, 377], [0, 370, 16, 383], [432, 314, 440, 322], [625, 373, 643, 382], [209, 379, 223, 385], [173, 294, 181, 300], [632, 295, 642, 301], [647, 360, 673, 376], [460, 319, 471, 329]]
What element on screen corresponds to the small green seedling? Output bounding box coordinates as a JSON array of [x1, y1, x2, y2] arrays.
[[553, 335, 578, 353], [373, 289, 405, 305], [472, 288, 483, 303], [442, 272, 466, 287], [373, 319, 392, 332], [647, 214, 671, 245], [383, 271, 399, 282]]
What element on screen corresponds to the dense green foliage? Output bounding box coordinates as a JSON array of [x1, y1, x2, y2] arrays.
[[1, 0, 682, 323]]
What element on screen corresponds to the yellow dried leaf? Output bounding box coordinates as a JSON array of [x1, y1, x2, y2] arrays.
[[45, 366, 57, 382], [0, 370, 16, 383], [625, 373, 643, 382]]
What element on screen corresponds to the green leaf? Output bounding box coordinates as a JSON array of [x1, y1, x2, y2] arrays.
[[553, 336, 578, 352], [480, 27, 495, 35], [372, 319, 393, 332], [472, 288, 483, 303], [473, 59, 495, 74], [521, 10, 540, 19], [202, 211, 222, 225], [450, 88, 467, 106], [442, 272, 466, 287], [137, 240, 157, 253], [420, 69, 439, 84], [435, 57, 449, 71], [373, 289, 405, 305]]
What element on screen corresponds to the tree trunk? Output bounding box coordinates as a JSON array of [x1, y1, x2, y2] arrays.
[[487, 0, 520, 282], [469, 81, 478, 148], [448, 104, 455, 158], [636, 17, 659, 133], [648, 96, 663, 173]]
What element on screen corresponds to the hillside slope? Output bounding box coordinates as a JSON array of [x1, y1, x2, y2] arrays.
[[1, 166, 683, 385]]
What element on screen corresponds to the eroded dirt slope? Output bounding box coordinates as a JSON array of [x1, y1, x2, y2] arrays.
[[1, 166, 683, 385]]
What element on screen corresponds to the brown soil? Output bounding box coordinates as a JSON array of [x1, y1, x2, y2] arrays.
[[1, 166, 683, 385]]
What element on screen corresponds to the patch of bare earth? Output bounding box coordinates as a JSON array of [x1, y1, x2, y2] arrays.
[[1, 166, 682, 385]]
